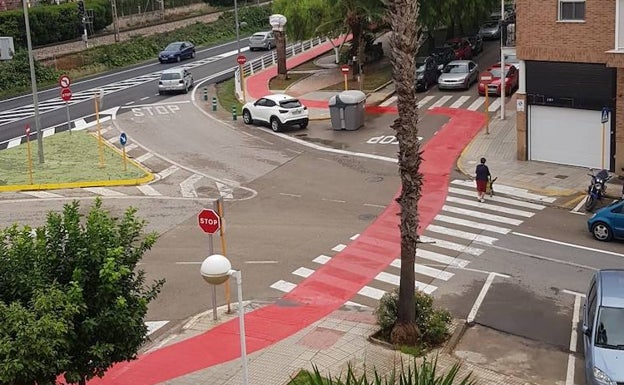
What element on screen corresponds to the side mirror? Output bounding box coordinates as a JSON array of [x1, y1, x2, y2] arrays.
[[438, 64, 444, 71], [582, 325, 591, 337]]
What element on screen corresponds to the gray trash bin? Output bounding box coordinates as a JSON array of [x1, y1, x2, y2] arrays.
[[328, 90, 366, 131]]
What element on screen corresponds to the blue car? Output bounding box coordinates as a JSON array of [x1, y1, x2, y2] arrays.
[[158, 41, 196, 63], [587, 200, 624, 241]]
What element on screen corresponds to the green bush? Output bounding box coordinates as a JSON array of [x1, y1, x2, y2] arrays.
[[0, 50, 60, 93], [375, 288, 452, 347]]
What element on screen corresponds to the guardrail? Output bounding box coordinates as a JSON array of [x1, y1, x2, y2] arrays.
[[234, 36, 330, 102]]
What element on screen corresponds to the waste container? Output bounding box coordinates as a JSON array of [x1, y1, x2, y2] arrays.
[[328, 90, 366, 131]]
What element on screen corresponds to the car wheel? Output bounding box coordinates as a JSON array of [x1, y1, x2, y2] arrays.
[[585, 195, 597, 211], [423, 80, 429, 91], [242, 109, 253, 125], [158, 90, 164, 95], [176, 56, 181, 62], [191, 51, 196, 59], [592, 222, 613, 241], [300, 120, 308, 129], [270, 117, 281, 132]]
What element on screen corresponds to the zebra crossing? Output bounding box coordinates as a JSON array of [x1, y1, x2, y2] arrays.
[[270, 179, 556, 308], [413, 93, 506, 112]]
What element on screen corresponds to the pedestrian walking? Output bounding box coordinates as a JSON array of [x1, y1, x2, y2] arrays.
[[475, 157, 491, 202]]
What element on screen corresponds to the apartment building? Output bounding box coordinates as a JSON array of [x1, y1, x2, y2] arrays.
[[516, 0, 622, 171]]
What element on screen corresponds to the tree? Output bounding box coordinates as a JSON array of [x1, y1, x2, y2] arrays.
[[0, 199, 164, 385], [386, 0, 423, 345]]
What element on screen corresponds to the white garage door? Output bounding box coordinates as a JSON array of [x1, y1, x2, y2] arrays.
[[528, 105, 611, 169]]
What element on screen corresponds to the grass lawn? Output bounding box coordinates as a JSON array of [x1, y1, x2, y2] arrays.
[[269, 72, 312, 91], [0, 130, 149, 187], [216, 78, 244, 113], [321, 61, 393, 92]]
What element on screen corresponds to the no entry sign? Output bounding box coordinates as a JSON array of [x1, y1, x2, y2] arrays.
[[198, 208, 221, 234], [341, 64, 350, 74]]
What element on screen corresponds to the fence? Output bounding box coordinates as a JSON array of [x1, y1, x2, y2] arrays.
[[234, 36, 330, 102]]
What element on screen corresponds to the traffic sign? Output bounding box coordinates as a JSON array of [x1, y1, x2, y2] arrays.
[[341, 64, 350, 74], [59, 74, 71, 88], [237, 54, 247, 65], [601, 107, 610, 124], [198, 209, 221, 234], [61, 87, 72, 102], [119, 132, 127, 146], [25, 125, 30, 135]]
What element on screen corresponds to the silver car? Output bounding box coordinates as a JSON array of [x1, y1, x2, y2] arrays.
[[437, 60, 478, 90], [249, 31, 275, 51], [158, 67, 193, 94], [479, 21, 501, 40]]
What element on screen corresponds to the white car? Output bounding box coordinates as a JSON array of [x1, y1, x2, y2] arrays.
[[158, 67, 193, 94], [242, 94, 309, 132]]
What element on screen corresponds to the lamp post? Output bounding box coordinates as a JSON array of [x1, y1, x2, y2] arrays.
[[200, 254, 248, 385], [234, 0, 241, 54], [22, 0, 44, 163], [270, 14, 288, 80], [500, 0, 506, 120]]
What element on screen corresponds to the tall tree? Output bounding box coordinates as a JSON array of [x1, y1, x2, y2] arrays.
[[0, 199, 164, 385], [387, 0, 423, 345]]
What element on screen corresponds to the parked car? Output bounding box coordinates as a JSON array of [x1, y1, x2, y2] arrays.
[[438, 60, 479, 90], [467, 34, 484, 55], [415, 56, 439, 91], [503, 52, 520, 69], [249, 31, 275, 51], [242, 94, 309, 132], [158, 41, 195, 63], [445, 38, 473, 60], [479, 21, 502, 40], [581, 269, 624, 385], [477, 64, 518, 96], [587, 199, 624, 241], [430, 46, 457, 69], [158, 67, 194, 94]]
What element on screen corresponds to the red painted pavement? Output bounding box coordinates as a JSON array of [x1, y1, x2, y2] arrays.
[[85, 107, 485, 385]]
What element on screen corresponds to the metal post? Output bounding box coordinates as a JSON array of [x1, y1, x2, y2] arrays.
[[232, 105, 237, 121], [65, 101, 72, 135], [232, 270, 249, 385], [234, 0, 240, 54], [111, 0, 120, 42], [203, 87, 208, 101], [216, 196, 231, 313], [500, 0, 505, 120], [212, 97, 218, 111], [208, 234, 217, 321], [602, 121, 606, 169], [485, 87, 490, 135], [23, 0, 44, 164]]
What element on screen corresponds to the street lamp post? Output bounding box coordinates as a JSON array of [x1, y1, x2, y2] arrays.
[[200, 254, 249, 385], [270, 14, 288, 80], [500, 0, 506, 120], [22, 0, 44, 163], [234, 0, 241, 54]]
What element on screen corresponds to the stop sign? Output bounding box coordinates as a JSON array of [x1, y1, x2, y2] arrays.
[[61, 87, 72, 102], [236, 54, 247, 65], [198, 209, 221, 234]]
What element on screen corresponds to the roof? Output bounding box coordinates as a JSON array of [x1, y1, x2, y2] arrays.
[[263, 93, 298, 102], [598, 269, 624, 308], [161, 67, 186, 74]]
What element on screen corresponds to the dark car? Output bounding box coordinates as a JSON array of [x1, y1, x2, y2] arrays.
[[430, 46, 456, 69], [415, 56, 439, 91], [159, 41, 196, 63], [467, 34, 483, 55]]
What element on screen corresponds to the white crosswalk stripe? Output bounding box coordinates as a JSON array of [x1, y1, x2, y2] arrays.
[[442, 204, 523, 225], [451, 179, 556, 203], [488, 98, 502, 112], [417, 95, 435, 108], [448, 185, 547, 210], [429, 95, 453, 109], [390, 259, 454, 281], [467, 97, 485, 111], [418, 236, 484, 256], [450, 95, 471, 108], [446, 196, 535, 217], [375, 272, 437, 294], [426, 224, 499, 244], [416, 248, 471, 267], [434, 214, 511, 234]]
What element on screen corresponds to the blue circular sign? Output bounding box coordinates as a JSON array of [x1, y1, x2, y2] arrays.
[[120, 132, 127, 146]]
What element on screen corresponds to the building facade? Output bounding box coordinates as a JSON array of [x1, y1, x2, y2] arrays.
[[516, 0, 623, 172]]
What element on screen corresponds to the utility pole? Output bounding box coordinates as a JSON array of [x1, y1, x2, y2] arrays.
[[23, 0, 44, 163], [111, 0, 120, 42]]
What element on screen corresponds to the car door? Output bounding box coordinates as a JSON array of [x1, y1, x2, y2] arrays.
[[583, 276, 597, 377], [183, 69, 193, 88], [254, 98, 273, 123], [608, 202, 624, 238], [469, 62, 478, 83], [267, 32, 275, 47]]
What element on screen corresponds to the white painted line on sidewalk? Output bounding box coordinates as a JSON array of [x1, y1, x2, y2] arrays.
[[332, 244, 346, 252], [43, 128, 55, 138], [358, 285, 385, 300], [451, 179, 556, 202], [419, 236, 484, 256], [125, 143, 138, 152], [313, 255, 331, 264], [429, 95, 453, 109], [417, 95, 435, 108], [446, 196, 534, 217], [467, 272, 508, 324], [135, 153, 154, 163], [137, 185, 161, 196], [380, 95, 397, 107], [449, 184, 547, 210], [562, 289, 586, 297], [7, 138, 21, 148], [375, 271, 437, 294], [450, 95, 471, 108], [73, 118, 88, 130], [390, 259, 454, 281], [565, 293, 583, 385], [416, 248, 471, 268], [442, 204, 523, 225], [426, 224, 498, 245], [293, 267, 314, 278], [513, 232, 624, 258], [244, 260, 278, 264], [571, 198, 586, 214], [435, 214, 511, 234], [180, 174, 202, 198], [22, 191, 63, 198], [270, 280, 296, 292], [84, 187, 126, 196], [467, 97, 485, 111], [488, 98, 501, 112], [350, 234, 360, 240], [146, 320, 169, 336], [157, 165, 179, 180], [345, 300, 369, 308]]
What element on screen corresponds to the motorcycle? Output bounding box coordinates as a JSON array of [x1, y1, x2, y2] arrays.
[[585, 169, 612, 211]]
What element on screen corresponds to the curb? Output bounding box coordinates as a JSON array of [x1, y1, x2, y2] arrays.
[[442, 321, 469, 354]]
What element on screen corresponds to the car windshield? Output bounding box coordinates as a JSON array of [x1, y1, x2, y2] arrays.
[[488, 68, 509, 78], [482, 22, 499, 29], [443, 64, 468, 74], [161, 72, 181, 80], [280, 99, 302, 108], [165, 43, 182, 51], [594, 307, 624, 349], [416, 57, 427, 72], [251, 33, 266, 39]]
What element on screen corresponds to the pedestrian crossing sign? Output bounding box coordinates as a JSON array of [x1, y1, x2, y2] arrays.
[[601, 107, 609, 124]]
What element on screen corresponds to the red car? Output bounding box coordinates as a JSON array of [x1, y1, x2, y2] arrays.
[[445, 38, 473, 60], [478, 64, 518, 96]]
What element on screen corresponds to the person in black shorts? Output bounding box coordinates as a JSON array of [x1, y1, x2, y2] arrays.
[[475, 157, 491, 202]]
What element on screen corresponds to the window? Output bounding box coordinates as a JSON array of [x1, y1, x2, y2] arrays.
[[559, 0, 585, 21]]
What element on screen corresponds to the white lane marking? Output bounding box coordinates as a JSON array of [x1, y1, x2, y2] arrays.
[[322, 198, 347, 203], [42, 128, 55, 138], [125, 143, 138, 151], [293, 267, 314, 278], [119, 100, 192, 109], [244, 260, 278, 264], [216, 181, 234, 199], [84, 187, 126, 196], [416, 248, 470, 267], [375, 271, 437, 294], [363, 203, 386, 208], [313, 255, 331, 264], [7, 138, 21, 148], [358, 285, 385, 300], [467, 272, 497, 324], [449, 184, 547, 210], [279, 192, 302, 197], [390, 259, 454, 281], [513, 232, 624, 258], [180, 174, 202, 198], [270, 280, 296, 292], [73, 119, 88, 130], [450, 95, 471, 108], [426, 224, 498, 245], [488, 98, 501, 112], [562, 289, 586, 297], [446, 196, 534, 217], [145, 321, 169, 336], [137, 185, 161, 196], [419, 235, 484, 256], [135, 153, 154, 163], [467, 97, 485, 111], [429, 95, 453, 109], [571, 198, 586, 214], [380, 95, 397, 107], [483, 242, 599, 271], [140, 96, 150, 101], [417, 95, 435, 108], [442, 204, 523, 225], [157, 165, 179, 180], [332, 244, 346, 252], [565, 293, 583, 385], [99, 127, 110, 135], [451, 179, 557, 203], [434, 214, 511, 234], [345, 301, 368, 308], [350, 234, 360, 240], [22, 191, 63, 198]]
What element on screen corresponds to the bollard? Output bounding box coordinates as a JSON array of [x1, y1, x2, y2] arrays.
[[212, 97, 217, 112], [231, 105, 237, 121], [203, 87, 208, 101]]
